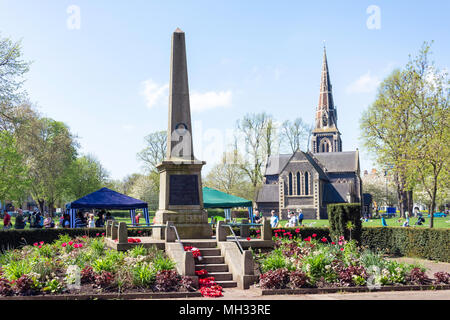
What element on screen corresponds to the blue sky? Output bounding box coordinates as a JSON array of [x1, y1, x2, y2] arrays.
[[1, 0, 449, 180]]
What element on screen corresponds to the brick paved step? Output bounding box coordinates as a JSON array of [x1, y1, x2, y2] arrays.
[[195, 264, 229, 272]]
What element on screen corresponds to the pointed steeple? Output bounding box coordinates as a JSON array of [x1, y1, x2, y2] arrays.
[[311, 46, 342, 153], [316, 45, 337, 129]]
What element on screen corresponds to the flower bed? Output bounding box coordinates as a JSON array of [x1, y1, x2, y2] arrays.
[[0, 234, 196, 298], [254, 234, 450, 291]]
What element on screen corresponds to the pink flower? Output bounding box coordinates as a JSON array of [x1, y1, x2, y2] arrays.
[[73, 244, 79, 248], [256, 230, 260, 233], [33, 243, 38, 247], [78, 243, 83, 248], [39, 241, 44, 245], [338, 241, 343, 246], [340, 248, 344, 251], [68, 241, 74, 246], [38, 245, 42, 249], [101, 233, 105, 236], [312, 234, 317, 238], [295, 228, 300, 233], [138, 231, 142, 234], [62, 243, 67, 247], [96, 233, 100, 236], [321, 237, 327, 243]]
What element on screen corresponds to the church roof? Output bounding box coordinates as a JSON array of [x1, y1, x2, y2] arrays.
[[313, 151, 359, 173], [256, 184, 279, 203], [264, 154, 292, 175]]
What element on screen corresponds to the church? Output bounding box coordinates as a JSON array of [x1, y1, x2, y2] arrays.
[[256, 48, 362, 220]]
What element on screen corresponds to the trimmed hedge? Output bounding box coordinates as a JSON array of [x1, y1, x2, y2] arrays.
[[328, 203, 362, 243], [0, 227, 152, 250], [361, 227, 450, 262]]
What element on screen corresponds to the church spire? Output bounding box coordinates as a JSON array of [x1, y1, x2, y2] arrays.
[[316, 46, 336, 129], [311, 46, 342, 153]]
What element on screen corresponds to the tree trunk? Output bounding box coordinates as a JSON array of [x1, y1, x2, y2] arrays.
[[37, 199, 45, 215]]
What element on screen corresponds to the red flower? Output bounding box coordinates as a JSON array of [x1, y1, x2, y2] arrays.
[[295, 228, 300, 233], [39, 241, 44, 245], [304, 236, 311, 242], [138, 231, 142, 234], [73, 244, 79, 248], [331, 241, 336, 245], [101, 233, 105, 236], [33, 243, 38, 247], [68, 241, 74, 246], [78, 243, 83, 248], [246, 237, 251, 241], [256, 230, 260, 233], [96, 233, 100, 236], [340, 248, 344, 251], [62, 243, 67, 247], [38, 245, 42, 249], [321, 237, 327, 243], [312, 234, 317, 238]]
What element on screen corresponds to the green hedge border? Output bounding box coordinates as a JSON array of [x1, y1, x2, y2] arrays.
[[1, 226, 448, 262]]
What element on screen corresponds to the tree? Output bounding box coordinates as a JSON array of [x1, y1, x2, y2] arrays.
[[235, 112, 276, 188], [360, 69, 417, 218], [280, 117, 311, 153], [63, 154, 109, 201], [137, 131, 167, 172], [128, 173, 159, 210], [0, 131, 30, 203], [402, 43, 449, 227], [203, 151, 254, 200], [15, 116, 77, 214], [0, 33, 31, 131]]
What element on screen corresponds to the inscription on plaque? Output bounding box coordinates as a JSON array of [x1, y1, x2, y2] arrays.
[[169, 174, 200, 206]]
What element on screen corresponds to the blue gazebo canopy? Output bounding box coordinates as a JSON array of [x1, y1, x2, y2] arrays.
[[65, 188, 149, 228], [66, 187, 147, 210]]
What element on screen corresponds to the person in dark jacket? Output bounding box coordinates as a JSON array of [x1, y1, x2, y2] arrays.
[[74, 211, 87, 228], [14, 209, 26, 229]]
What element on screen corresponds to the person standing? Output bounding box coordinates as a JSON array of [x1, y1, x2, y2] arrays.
[[95, 212, 105, 228], [3, 210, 12, 229], [87, 214, 95, 228], [14, 209, 26, 229], [270, 210, 279, 228], [43, 213, 54, 228], [253, 209, 262, 224], [297, 208, 304, 226]]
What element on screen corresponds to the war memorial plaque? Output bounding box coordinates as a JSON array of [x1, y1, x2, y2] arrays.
[[169, 174, 200, 206]]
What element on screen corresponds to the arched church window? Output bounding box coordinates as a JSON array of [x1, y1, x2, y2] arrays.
[[288, 173, 293, 196], [304, 172, 310, 195], [296, 172, 301, 195]]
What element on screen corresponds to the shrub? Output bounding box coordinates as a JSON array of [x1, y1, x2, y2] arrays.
[[132, 263, 157, 288], [154, 270, 180, 292], [328, 203, 362, 243], [406, 268, 430, 285], [0, 277, 13, 296], [361, 227, 450, 262], [94, 271, 114, 289], [152, 253, 175, 272], [259, 269, 290, 289], [288, 271, 308, 288], [129, 245, 147, 258], [259, 248, 294, 273], [12, 274, 40, 296], [81, 266, 96, 284], [2, 259, 33, 281], [434, 272, 450, 284]]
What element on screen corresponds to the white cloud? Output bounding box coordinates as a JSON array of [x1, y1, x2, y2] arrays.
[[141, 79, 169, 108], [346, 71, 381, 94], [140, 79, 232, 112], [190, 90, 233, 112]]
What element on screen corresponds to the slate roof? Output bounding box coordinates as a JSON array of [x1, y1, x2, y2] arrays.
[[264, 154, 292, 175], [256, 184, 279, 203], [313, 151, 359, 173]]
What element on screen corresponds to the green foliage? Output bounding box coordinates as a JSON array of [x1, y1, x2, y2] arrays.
[[132, 263, 157, 288], [2, 259, 33, 280], [88, 238, 105, 258], [260, 248, 294, 273], [152, 252, 175, 271], [129, 245, 147, 258], [328, 203, 362, 242], [361, 226, 450, 262]]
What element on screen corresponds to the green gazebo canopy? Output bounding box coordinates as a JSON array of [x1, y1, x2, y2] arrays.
[[202, 187, 252, 209]]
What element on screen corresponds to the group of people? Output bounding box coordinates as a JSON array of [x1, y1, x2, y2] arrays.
[[2, 208, 116, 230], [252, 208, 305, 228]]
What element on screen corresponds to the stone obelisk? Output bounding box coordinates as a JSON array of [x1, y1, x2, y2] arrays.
[[152, 28, 211, 240]]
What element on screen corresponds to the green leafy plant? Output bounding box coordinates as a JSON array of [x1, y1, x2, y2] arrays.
[[132, 263, 157, 288], [129, 245, 148, 258]]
